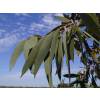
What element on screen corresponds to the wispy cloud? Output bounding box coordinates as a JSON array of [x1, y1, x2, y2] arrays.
[[29, 14, 61, 34], [0, 29, 6, 33], [0, 34, 19, 52], [42, 13, 61, 27], [54, 13, 63, 16], [29, 22, 45, 32], [0, 13, 62, 53], [15, 13, 31, 17]]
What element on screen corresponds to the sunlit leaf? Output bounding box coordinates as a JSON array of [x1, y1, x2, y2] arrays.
[[62, 31, 71, 84], [21, 38, 44, 77], [44, 30, 59, 86], [33, 33, 53, 77], [23, 36, 38, 59], [44, 54, 52, 87], [63, 32, 68, 64], [50, 30, 59, 62], [10, 40, 25, 70], [84, 31, 100, 45]]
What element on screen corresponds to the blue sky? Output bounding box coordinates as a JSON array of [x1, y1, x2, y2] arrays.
[[0, 13, 83, 87]]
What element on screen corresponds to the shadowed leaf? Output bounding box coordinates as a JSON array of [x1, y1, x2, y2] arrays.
[[69, 37, 74, 61], [80, 13, 100, 40], [64, 74, 79, 78], [44, 54, 52, 87], [56, 37, 63, 80]]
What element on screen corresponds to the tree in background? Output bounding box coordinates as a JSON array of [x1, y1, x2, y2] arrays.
[[10, 13, 100, 87]]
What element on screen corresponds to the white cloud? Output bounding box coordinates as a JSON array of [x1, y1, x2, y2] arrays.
[[15, 13, 30, 17], [30, 23, 45, 31], [29, 14, 61, 34], [0, 34, 19, 52], [0, 29, 6, 33], [42, 14, 60, 26], [0, 14, 62, 53], [54, 13, 63, 16]]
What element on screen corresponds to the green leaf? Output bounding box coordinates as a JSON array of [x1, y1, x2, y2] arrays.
[[55, 16, 70, 22], [33, 33, 53, 77], [84, 31, 100, 45], [33, 30, 60, 77], [69, 38, 74, 61], [80, 13, 100, 40], [76, 28, 84, 42], [54, 36, 59, 56], [47, 30, 60, 83], [44, 54, 52, 87], [81, 53, 87, 65], [62, 32, 71, 84], [63, 14, 70, 19], [21, 38, 44, 77], [63, 32, 68, 64], [74, 40, 82, 53], [50, 30, 59, 63], [23, 36, 38, 59], [10, 40, 25, 70], [56, 37, 63, 80], [75, 28, 83, 52]]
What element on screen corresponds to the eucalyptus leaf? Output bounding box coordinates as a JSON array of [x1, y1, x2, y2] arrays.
[[44, 30, 59, 86], [84, 31, 100, 45], [62, 32, 71, 84], [10, 40, 25, 70], [21, 38, 44, 77], [23, 36, 38, 59], [56, 37, 63, 80], [33, 33, 53, 77], [80, 13, 100, 40], [63, 32, 68, 64], [44, 54, 52, 87], [69, 37, 74, 61]]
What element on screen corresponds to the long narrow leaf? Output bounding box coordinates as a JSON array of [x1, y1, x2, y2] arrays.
[[10, 40, 25, 70], [44, 54, 52, 87], [80, 13, 100, 40], [69, 38, 74, 61], [84, 31, 100, 45], [21, 38, 44, 77], [62, 32, 71, 84], [33, 33, 53, 77], [23, 36, 38, 59], [56, 37, 63, 80]]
